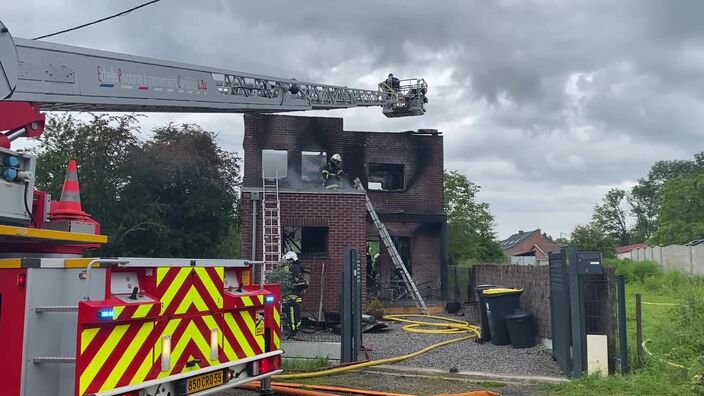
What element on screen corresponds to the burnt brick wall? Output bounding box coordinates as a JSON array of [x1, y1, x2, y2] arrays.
[[243, 114, 344, 188], [372, 222, 443, 297], [242, 191, 367, 313], [348, 131, 444, 215], [243, 114, 444, 216], [241, 114, 446, 304]]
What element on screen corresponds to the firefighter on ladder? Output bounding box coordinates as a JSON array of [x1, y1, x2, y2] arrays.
[[321, 153, 343, 189]]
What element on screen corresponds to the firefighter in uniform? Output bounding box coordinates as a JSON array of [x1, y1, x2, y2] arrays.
[[321, 153, 343, 189], [280, 251, 309, 337]]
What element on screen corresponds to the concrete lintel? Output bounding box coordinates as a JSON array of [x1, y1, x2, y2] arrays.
[[282, 341, 341, 361], [363, 365, 567, 385]]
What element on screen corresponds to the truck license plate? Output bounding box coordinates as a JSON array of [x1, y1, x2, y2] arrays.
[[184, 370, 225, 394]]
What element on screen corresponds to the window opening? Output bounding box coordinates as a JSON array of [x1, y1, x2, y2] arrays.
[[368, 163, 404, 191], [302, 151, 327, 182], [262, 149, 288, 178], [282, 226, 328, 256]]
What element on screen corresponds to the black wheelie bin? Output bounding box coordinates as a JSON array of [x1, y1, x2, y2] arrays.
[[475, 284, 502, 342], [505, 310, 536, 348], [482, 288, 523, 346]]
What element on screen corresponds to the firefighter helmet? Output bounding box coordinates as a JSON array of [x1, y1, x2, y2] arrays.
[[283, 251, 299, 262], [331, 153, 342, 165]]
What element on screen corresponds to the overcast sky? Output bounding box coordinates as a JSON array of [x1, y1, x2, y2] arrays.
[[5, 1, 704, 239]]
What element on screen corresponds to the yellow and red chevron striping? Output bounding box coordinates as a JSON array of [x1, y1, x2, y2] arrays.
[[76, 266, 280, 396], [272, 304, 281, 349], [157, 267, 224, 315], [222, 309, 265, 361], [231, 294, 264, 309], [113, 302, 160, 320], [79, 314, 227, 395]]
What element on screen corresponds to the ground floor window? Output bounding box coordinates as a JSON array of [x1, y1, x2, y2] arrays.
[[282, 226, 328, 256], [391, 236, 412, 275]]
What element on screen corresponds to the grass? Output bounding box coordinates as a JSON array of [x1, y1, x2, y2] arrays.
[[550, 259, 704, 395], [476, 381, 507, 388], [281, 356, 331, 372]]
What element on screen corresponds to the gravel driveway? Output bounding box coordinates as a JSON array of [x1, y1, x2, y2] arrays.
[[295, 319, 564, 378]]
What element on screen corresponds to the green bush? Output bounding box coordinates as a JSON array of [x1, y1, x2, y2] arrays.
[[606, 258, 661, 282]]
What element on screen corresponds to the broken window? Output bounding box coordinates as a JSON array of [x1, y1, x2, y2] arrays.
[[262, 149, 287, 178], [368, 163, 404, 191], [282, 226, 328, 256], [391, 236, 412, 275], [301, 151, 327, 182]]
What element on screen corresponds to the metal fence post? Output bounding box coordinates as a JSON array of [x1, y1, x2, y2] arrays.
[[353, 249, 362, 362], [567, 244, 586, 378], [617, 275, 629, 374], [341, 250, 352, 363], [636, 293, 643, 368]]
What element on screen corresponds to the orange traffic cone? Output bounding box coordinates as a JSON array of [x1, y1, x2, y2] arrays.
[[49, 159, 91, 221]]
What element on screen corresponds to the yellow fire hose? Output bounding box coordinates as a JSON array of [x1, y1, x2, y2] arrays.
[[273, 314, 480, 380], [642, 338, 687, 369]]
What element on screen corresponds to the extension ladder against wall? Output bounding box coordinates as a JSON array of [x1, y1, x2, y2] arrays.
[[354, 178, 428, 313], [262, 174, 282, 281]]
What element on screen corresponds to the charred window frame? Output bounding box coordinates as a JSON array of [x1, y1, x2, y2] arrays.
[[301, 151, 327, 182], [391, 236, 412, 275], [262, 149, 288, 179], [368, 163, 404, 191], [282, 226, 328, 256]]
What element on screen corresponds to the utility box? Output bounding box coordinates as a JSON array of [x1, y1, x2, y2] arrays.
[[0, 147, 36, 225], [576, 251, 603, 275]]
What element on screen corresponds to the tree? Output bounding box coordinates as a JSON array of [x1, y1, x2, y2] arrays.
[[33, 115, 241, 258], [570, 223, 616, 258], [650, 173, 704, 245], [444, 170, 504, 264], [114, 123, 241, 257], [628, 178, 658, 242], [592, 188, 631, 246], [628, 152, 704, 243], [554, 237, 570, 245], [33, 114, 140, 244]]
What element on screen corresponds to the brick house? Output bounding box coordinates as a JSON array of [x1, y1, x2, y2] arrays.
[[240, 114, 446, 313], [499, 229, 560, 265]]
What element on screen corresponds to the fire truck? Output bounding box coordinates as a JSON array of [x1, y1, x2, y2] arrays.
[[0, 19, 427, 396]]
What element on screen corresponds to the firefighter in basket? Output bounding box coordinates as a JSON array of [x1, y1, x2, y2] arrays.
[[280, 251, 310, 338]]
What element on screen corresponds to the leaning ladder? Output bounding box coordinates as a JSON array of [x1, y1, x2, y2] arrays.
[[262, 174, 282, 281], [354, 178, 428, 313]]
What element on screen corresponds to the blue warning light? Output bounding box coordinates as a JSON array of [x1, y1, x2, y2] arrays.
[[98, 308, 115, 320]]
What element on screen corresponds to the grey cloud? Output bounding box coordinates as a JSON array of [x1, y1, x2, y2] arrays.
[[4, 0, 704, 237]]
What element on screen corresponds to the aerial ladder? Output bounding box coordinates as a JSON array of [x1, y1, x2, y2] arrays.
[[0, 20, 428, 396]]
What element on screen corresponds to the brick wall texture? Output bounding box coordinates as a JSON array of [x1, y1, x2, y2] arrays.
[[242, 192, 367, 313], [241, 114, 446, 311]]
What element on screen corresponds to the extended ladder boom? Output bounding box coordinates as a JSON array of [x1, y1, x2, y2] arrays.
[[0, 20, 426, 116]]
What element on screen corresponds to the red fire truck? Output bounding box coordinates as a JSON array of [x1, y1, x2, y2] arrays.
[[0, 19, 426, 396]]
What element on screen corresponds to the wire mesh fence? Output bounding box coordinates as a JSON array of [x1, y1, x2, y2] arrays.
[[583, 268, 622, 373]]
